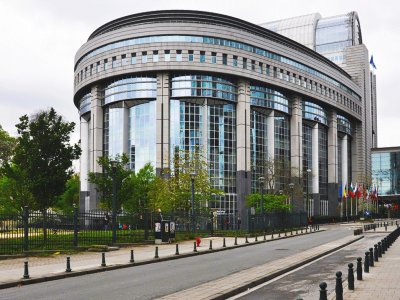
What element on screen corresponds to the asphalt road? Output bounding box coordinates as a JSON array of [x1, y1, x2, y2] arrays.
[[233, 232, 387, 300], [0, 227, 352, 300]]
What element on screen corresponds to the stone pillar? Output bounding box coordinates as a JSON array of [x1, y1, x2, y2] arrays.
[[341, 135, 348, 218], [290, 96, 303, 212], [267, 110, 275, 191], [79, 116, 90, 211], [312, 123, 320, 215], [88, 85, 103, 210], [327, 110, 339, 216], [156, 73, 170, 175], [236, 80, 251, 229]]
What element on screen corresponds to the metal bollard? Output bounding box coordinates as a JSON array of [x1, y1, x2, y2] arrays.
[[369, 248, 374, 267], [234, 236, 238, 245], [101, 252, 106, 267], [348, 263, 354, 290], [245, 235, 249, 243], [263, 233, 266, 241], [175, 244, 180, 255], [364, 252, 369, 273], [356, 257, 362, 280], [305, 227, 308, 233], [193, 241, 197, 252], [155, 246, 159, 258], [382, 239, 386, 254], [296, 229, 298, 234], [385, 224, 387, 231], [23, 261, 30, 279], [374, 244, 378, 262], [223, 237, 226, 247], [319, 282, 328, 300], [301, 228, 303, 233], [130, 249, 135, 262], [378, 242, 382, 257], [209, 239, 213, 250], [255, 235, 258, 242], [335, 271, 343, 300], [278, 231, 281, 237], [284, 231, 287, 237], [66, 256, 72, 272]]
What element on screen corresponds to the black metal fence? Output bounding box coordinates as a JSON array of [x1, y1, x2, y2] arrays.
[[0, 208, 307, 254]]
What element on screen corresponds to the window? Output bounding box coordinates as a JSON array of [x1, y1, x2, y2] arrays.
[[142, 51, 147, 64], [243, 58, 247, 69], [200, 51, 206, 62], [176, 50, 182, 62], [222, 54, 228, 65], [258, 62, 263, 74], [85, 67, 87, 78], [188, 50, 194, 62], [112, 56, 117, 68], [266, 65, 270, 76], [153, 51, 159, 62], [131, 53, 137, 64], [233, 55, 238, 67], [104, 59, 108, 70], [211, 52, 217, 64], [97, 61, 101, 73], [90, 64, 93, 75], [251, 60, 256, 71], [164, 50, 170, 62], [121, 54, 127, 66]]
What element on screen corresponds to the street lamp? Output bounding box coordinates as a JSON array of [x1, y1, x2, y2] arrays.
[[306, 169, 311, 217], [289, 183, 295, 212], [190, 172, 196, 232], [110, 160, 118, 244], [259, 177, 265, 214]]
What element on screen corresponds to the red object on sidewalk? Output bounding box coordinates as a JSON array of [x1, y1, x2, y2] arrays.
[[196, 237, 201, 247]]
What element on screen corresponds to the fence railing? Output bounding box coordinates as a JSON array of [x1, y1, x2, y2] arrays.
[[0, 208, 306, 254]]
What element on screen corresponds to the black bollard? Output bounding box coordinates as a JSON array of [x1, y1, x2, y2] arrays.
[[101, 252, 106, 267], [23, 261, 30, 279], [356, 257, 362, 280], [193, 241, 197, 252], [223, 237, 226, 247], [305, 227, 308, 233], [175, 244, 179, 255], [374, 244, 378, 262], [284, 231, 287, 237], [369, 248, 374, 267], [319, 282, 328, 300], [255, 235, 258, 242], [335, 271, 343, 300], [278, 231, 281, 237], [291, 230, 293, 236], [209, 239, 213, 250], [364, 252, 369, 273], [245, 235, 249, 243], [378, 242, 382, 257], [348, 263, 354, 290], [130, 249, 135, 262], [381, 239, 386, 254], [66, 257, 72, 272], [301, 227, 303, 233], [272, 232, 274, 239], [155, 246, 159, 258], [234, 236, 238, 245], [263, 233, 266, 241], [296, 229, 298, 234]]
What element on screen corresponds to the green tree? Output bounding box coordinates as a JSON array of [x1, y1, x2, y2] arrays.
[[88, 154, 132, 210], [10, 108, 80, 238], [54, 174, 80, 213], [0, 125, 16, 172], [246, 193, 291, 213]]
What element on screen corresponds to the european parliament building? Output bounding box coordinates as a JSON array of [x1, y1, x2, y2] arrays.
[[74, 11, 377, 219]]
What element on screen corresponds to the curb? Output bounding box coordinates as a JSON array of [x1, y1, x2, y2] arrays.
[[0, 229, 324, 289]]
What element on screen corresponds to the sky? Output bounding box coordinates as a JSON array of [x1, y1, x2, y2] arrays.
[[0, 0, 399, 148]]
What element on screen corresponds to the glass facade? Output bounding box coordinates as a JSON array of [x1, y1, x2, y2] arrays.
[[250, 110, 269, 193], [104, 76, 157, 105], [171, 75, 237, 102], [103, 106, 126, 159], [337, 114, 352, 135], [303, 101, 328, 125], [319, 126, 328, 200], [372, 150, 400, 196], [129, 101, 157, 172], [303, 124, 313, 195], [79, 92, 92, 115], [250, 85, 290, 114], [75, 34, 358, 98], [274, 114, 290, 191]]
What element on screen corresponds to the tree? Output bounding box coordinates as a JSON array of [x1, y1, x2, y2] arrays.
[[246, 193, 291, 213], [54, 174, 80, 213], [0, 125, 16, 172], [88, 154, 132, 210], [10, 108, 80, 238]]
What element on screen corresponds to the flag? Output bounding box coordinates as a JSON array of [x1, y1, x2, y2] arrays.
[[370, 55, 377, 69], [356, 183, 362, 199], [348, 182, 355, 198], [373, 185, 378, 200], [342, 183, 347, 200]]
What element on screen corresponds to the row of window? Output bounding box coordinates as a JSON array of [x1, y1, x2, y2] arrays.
[[75, 49, 361, 116]]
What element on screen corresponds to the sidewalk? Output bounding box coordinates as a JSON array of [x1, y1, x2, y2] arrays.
[[340, 231, 400, 300], [0, 228, 320, 288]]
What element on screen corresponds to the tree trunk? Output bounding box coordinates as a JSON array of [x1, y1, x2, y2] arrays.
[[42, 209, 47, 242]]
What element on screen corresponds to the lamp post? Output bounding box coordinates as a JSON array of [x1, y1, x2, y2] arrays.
[[306, 169, 311, 217], [289, 183, 295, 212], [190, 172, 196, 232], [110, 160, 117, 244], [259, 177, 265, 214]]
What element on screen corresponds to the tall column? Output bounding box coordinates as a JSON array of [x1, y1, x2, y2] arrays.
[[327, 110, 338, 216], [267, 110, 275, 189], [341, 135, 348, 218], [312, 123, 320, 215], [79, 116, 90, 211], [290, 95, 303, 212], [236, 80, 251, 228], [156, 73, 170, 175], [88, 85, 103, 210]]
